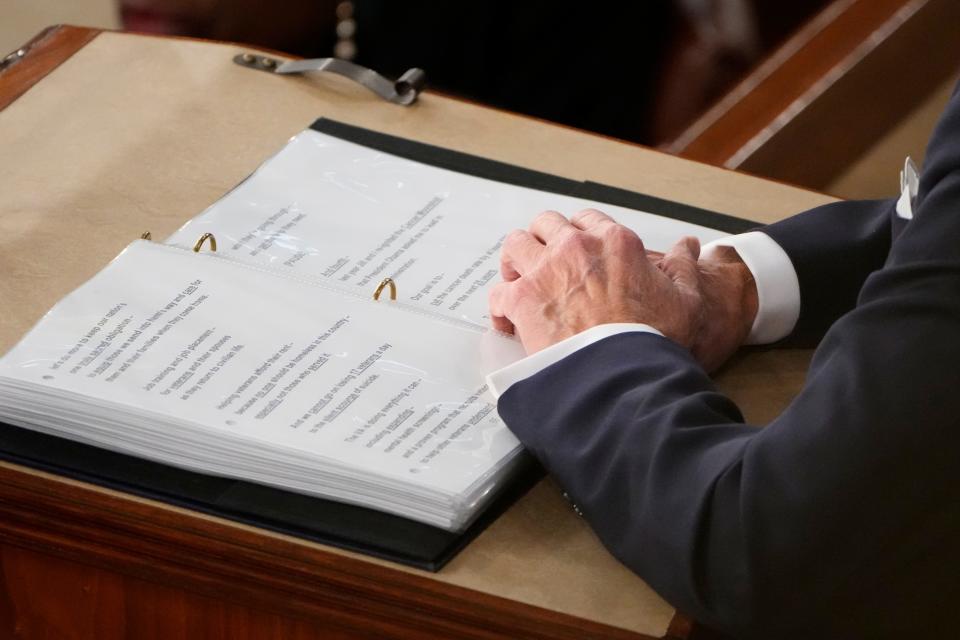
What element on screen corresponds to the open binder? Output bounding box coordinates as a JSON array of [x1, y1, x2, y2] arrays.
[[0, 119, 754, 571]]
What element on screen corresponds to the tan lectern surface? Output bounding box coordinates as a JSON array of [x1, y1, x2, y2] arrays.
[[0, 28, 835, 638]]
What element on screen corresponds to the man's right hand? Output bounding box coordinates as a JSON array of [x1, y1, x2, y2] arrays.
[[653, 244, 758, 372]]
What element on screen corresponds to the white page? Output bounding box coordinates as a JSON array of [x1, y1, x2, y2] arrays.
[[0, 241, 525, 499], [167, 129, 727, 328]]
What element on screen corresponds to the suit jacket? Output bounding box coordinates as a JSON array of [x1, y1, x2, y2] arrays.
[[498, 80, 960, 639]]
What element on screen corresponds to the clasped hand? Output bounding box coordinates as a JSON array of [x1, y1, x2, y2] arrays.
[[489, 209, 757, 371]]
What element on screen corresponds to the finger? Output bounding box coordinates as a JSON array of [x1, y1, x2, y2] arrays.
[[529, 210, 574, 243], [500, 229, 544, 279], [500, 257, 521, 282], [488, 281, 516, 334], [660, 236, 701, 293], [645, 249, 665, 267], [570, 208, 616, 232]]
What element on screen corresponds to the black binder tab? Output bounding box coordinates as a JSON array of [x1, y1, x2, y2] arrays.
[[234, 53, 426, 106]]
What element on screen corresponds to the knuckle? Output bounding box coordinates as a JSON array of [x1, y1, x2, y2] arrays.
[[553, 223, 576, 241], [488, 282, 504, 308], [598, 223, 618, 238], [509, 277, 534, 303], [557, 230, 588, 252], [491, 281, 524, 315], [605, 223, 631, 240], [609, 224, 643, 250], [532, 210, 561, 227], [503, 229, 528, 250], [505, 229, 525, 243], [509, 276, 528, 296]]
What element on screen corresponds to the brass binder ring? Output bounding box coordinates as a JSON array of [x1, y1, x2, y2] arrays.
[[141, 231, 152, 240], [373, 278, 397, 301], [193, 233, 218, 253]]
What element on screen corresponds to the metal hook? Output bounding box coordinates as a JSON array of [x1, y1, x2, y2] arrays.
[[233, 53, 426, 106]]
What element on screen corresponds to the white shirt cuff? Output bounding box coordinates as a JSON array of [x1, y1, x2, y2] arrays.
[[485, 323, 663, 399], [701, 231, 800, 344]]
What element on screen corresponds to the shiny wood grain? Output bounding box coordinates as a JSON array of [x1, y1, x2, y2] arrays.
[[0, 544, 358, 640], [0, 461, 666, 640], [668, 0, 960, 191], [0, 25, 99, 111]]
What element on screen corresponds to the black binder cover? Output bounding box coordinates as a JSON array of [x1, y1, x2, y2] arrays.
[[0, 119, 757, 571]]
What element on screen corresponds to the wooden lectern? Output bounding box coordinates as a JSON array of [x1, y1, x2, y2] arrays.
[[0, 26, 836, 639]]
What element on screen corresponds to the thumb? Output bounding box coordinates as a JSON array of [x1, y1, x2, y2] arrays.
[[661, 236, 701, 293]]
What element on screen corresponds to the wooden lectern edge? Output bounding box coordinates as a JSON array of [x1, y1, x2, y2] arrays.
[[665, 0, 916, 163], [0, 460, 668, 640], [668, 0, 960, 193], [0, 25, 99, 111]]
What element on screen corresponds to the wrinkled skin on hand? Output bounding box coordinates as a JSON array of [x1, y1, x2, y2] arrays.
[[489, 209, 758, 372]]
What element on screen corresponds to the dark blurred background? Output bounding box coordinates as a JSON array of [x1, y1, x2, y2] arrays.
[[117, 0, 831, 146]]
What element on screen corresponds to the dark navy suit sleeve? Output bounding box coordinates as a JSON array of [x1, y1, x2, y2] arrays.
[[760, 197, 894, 344], [499, 79, 960, 638], [760, 80, 960, 345]]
